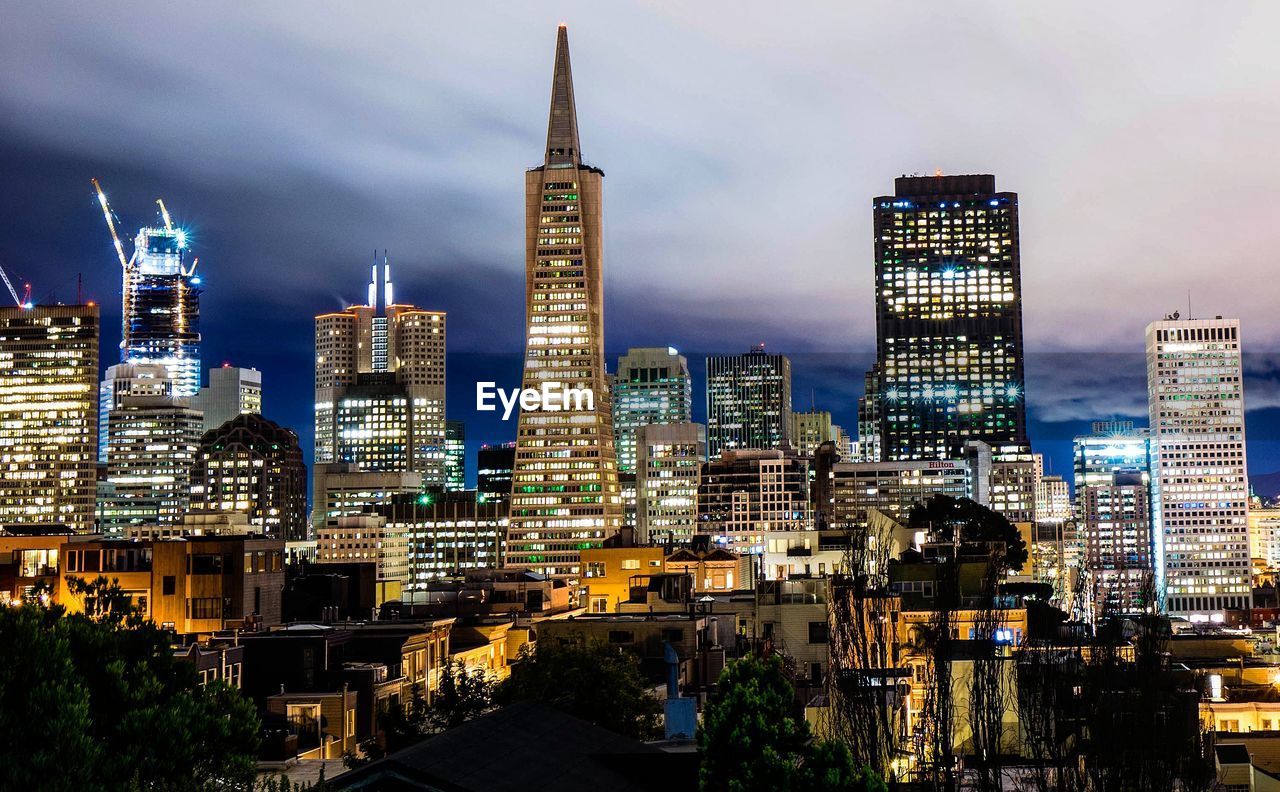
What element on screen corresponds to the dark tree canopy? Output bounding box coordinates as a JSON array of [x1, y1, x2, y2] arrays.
[[906, 494, 1029, 571], [493, 638, 662, 740], [0, 576, 261, 791], [699, 654, 886, 792]]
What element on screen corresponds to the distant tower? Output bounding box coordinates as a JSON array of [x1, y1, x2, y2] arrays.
[[871, 174, 1027, 461], [506, 26, 622, 575], [1146, 316, 1251, 619], [705, 345, 792, 457], [314, 255, 447, 488], [191, 365, 263, 433], [612, 347, 692, 474]]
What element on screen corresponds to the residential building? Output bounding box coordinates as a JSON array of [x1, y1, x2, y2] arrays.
[[507, 26, 623, 575], [580, 544, 667, 613], [612, 347, 692, 474], [314, 258, 446, 487], [0, 304, 99, 533], [870, 174, 1028, 461], [705, 345, 792, 457], [188, 413, 307, 541], [1080, 471, 1154, 616], [636, 422, 705, 545], [190, 365, 262, 433], [1146, 316, 1251, 620]]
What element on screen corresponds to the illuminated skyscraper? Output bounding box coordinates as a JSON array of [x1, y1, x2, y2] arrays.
[[507, 26, 622, 575], [477, 443, 516, 505], [612, 347, 692, 474], [314, 258, 446, 487], [705, 346, 791, 458], [870, 174, 1027, 461], [0, 304, 99, 533], [121, 222, 201, 397], [100, 363, 202, 531], [636, 422, 705, 545], [1146, 316, 1251, 620]]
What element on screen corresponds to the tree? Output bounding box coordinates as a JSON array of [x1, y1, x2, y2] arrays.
[[428, 660, 493, 732], [699, 654, 885, 792], [494, 638, 662, 740], [0, 576, 261, 791], [907, 494, 1028, 572]]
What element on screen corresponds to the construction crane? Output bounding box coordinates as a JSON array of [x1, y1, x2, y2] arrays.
[[91, 178, 135, 272], [0, 263, 21, 306], [156, 198, 173, 231]]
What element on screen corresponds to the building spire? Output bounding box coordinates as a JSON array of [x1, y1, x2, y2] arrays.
[[544, 24, 581, 167]]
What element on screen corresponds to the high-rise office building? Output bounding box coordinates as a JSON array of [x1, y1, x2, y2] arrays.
[[636, 422, 706, 545], [506, 26, 623, 575], [697, 450, 810, 550], [191, 365, 262, 433], [1146, 316, 1251, 619], [445, 420, 466, 491], [376, 491, 507, 586], [1080, 471, 1153, 616], [116, 216, 202, 398], [870, 174, 1027, 461], [0, 304, 99, 533], [310, 463, 423, 534], [705, 345, 792, 458], [477, 443, 516, 504], [189, 413, 307, 541], [789, 410, 838, 458], [314, 259, 446, 487], [612, 347, 692, 474], [100, 363, 203, 530]]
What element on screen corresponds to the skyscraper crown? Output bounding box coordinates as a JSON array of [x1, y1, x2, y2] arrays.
[[545, 25, 581, 168]]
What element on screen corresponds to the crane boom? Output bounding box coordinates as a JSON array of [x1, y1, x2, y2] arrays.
[[91, 178, 131, 272], [156, 198, 173, 231], [0, 264, 20, 306]]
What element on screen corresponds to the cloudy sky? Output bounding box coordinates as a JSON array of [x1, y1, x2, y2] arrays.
[[3, 2, 1279, 483]]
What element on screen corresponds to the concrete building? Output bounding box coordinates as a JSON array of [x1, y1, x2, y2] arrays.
[[375, 491, 507, 587], [507, 26, 623, 575], [316, 513, 408, 605], [314, 259, 446, 487], [869, 174, 1028, 462], [188, 413, 307, 541], [1146, 316, 1251, 620], [705, 345, 792, 458], [190, 365, 262, 433], [636, 422, 705, 545], [697, 449, 810, 551], [789, 410, 837, 458], [310, 463, 422, 535], [1249, 508, 1280, 571], [611, 347, 692, 474], [1080, 471, 1154, 616], [0, 304, 100, 533]]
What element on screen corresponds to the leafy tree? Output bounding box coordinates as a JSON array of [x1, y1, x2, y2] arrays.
[[699, 654, 885, 792], [494, 638, 662, 740], [428, 660, 493, 732], [907, 494, 1028, 572], [0, 576, 261, 791]]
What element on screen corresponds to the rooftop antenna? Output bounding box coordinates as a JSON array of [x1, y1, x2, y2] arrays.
[[1187, 289, 1192, 321]]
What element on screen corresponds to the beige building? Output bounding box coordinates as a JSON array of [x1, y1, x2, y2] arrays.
[[506, 26, 622, 575], [316, 513, 407, 604], [0, 304, 100, 533]]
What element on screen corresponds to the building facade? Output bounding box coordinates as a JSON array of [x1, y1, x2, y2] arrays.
[[506, 26, 623, 575], [0, 304, 99, 533], [477, 443, 515, 505], [789, 410, 838, 458], [636, 422, 706, 545], [1146, 316, 1251, 619], [310, 463, 423, 534], [870, 174, 1027, 461], [697, 450, 810, 551], [1080, 471, 1154, 616], [188, 413, 308, 541], [375, 492, 507, 587], [611, 347, 692, 474], [118, 221, 202, 398], [705, 346, 792, 458], [314, 259, 446, 487], [444, 420, 466, 491], [191, 365, 262, 433]]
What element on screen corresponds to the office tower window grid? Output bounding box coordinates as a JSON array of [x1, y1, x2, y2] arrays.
[[705, 347, 792, 458]]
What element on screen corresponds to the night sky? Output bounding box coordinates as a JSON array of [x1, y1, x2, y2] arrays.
[[3, 2, 1279, 490]]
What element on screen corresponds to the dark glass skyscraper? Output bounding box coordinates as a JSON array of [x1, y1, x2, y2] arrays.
[[706, 345, 791, 458], [870, 174, 1028, 461]]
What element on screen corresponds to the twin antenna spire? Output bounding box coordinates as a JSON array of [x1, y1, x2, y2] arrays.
[[368, 250, 393, 312], [545, 24, 581, 167]]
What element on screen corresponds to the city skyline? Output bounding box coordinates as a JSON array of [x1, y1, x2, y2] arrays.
[[3, 6, 1280, 485]]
